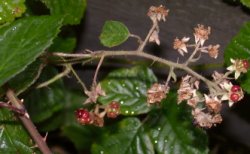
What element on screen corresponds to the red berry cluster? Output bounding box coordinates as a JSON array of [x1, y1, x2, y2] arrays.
[[106, 101, 120, 118], [230, 85, 242, 102], [75, 109, 92, 125]]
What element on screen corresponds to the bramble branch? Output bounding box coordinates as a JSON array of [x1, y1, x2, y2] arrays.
[[6, 89, 52, 154], [52, 50, 221, 93]]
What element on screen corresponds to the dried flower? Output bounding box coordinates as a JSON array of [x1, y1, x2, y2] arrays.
[[85, 84, 106, 104], [207, 44, 220, 59], [212, 71, 228, 84], [227, 59, 249, 79], [204, 94, 222, 113], [177, 75, 198, 104], [147, 83, 169, 104], [147, 5, 169, 22], [149, 30, 160, 45], [192, 108, 222, 128], [92, 113, 104, 127], [173, 37, 190, 56], [187, 96, 200, 108], [194, 24, 211, 46]]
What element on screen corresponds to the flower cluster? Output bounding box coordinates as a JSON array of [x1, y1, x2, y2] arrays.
[[147, 83, 169, 105], [74, 5, 249, 130], [147, 5, 169, 22], [173, 24, 220, 59], [227, 59, 249, 79]]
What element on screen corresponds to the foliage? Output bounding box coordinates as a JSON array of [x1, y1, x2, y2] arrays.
[[99, 20, 130, 47]]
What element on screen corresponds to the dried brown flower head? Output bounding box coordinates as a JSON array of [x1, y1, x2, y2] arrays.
[[173, 37, 190, 56], [207, 44, 220, 59], [147, 83, 169, 104], [177, 75, 199, 104], [204, 94, 222, 113], [147, 5, 169, 22], [85, 84, 106, 104], [192, 108, 222, 128], [194, 24, 211, 46]]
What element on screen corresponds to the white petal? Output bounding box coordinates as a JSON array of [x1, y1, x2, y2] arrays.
[[182, 37, 190, 42], [181, 46, 188, 53], [194, 35, 199, 44], [200, 39, 205, 46], [229, 101, 234, 107], [221, 94, 229, 101], [204, 94, 210, 101], [235, 71, 241, 79], [224, 82, 233, 91], [178, 49, 184, 56], [227, 65, 235, 71], [230, 58, 235, 63]]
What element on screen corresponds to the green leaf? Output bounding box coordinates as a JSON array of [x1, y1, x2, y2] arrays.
[[91, 118, 154, 154], [0, 0, 26, 25], [147, 92, 208, 154], [48, 37, 76, 53], [99, 20, 130, 47], [38, 90, 85, 131], [0, 109, 35, 153], [24, 67, 65, 123], [99, 66, 157, 115], [0, 15, 62, 87], [41, 0, 87, 25], [8, 60, 44, 96], [241, 0, 250, 7], [63, 124, 102, 151], [224, 22, 250, 93]]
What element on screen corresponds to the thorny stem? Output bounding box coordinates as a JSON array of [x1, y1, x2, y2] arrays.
[[6, 89, 52, 154], [93, 55, 105, 85], [36, 66, 71, 89], [52, 50, 221, 92], [137, 22, 158, 51], [0, 101, 25, 115]]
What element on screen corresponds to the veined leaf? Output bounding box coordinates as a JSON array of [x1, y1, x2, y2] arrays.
[[91, 118, 154, 154], [0, 15, 62, 87], [41, 0, 86, 25], [99, 20, 130, 47], [99, 66, 157, 115]]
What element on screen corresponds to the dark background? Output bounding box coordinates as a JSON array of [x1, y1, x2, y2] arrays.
[[72, 0, 250, 153]]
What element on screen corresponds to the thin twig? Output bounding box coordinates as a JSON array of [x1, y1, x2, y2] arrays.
[[36, 66, 71, 89], [67, 64, 88, 92], [6, 89, 52, 154], [93, 55, 105, 85], [185, 42, 201, 66], [137, 22, 158, 51], [129, 34, 143, 45]]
